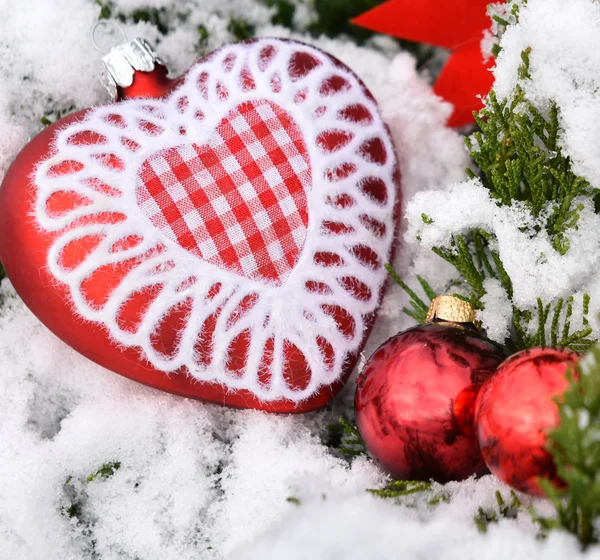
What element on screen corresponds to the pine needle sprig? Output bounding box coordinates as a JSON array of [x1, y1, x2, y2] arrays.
[[474, 490, 523, 533], [432, 233, 488, 307], [512, 296, 594, 353], [467, 50, 596, 256], [326, 418, 365, 457], [427, 229, 512, 310], [534, 349, 600, 549], [40, 105, 77, 128], [367, 480, 432, 499], [60, 461, 123, 555], [402, 44, 597, 353], [85, 461, 121, 482], [490, 0, 524, 54], [367, 480, 451, 507], [387, 256, 593, 353], [385, 263, 436, 324]]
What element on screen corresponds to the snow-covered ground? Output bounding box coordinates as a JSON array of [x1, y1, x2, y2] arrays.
[[1, 0, 600, 558]]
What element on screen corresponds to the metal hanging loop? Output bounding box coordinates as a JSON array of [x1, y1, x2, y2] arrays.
[[91, 20, 128, 54]]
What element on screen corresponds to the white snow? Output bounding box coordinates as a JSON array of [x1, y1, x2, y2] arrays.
[[1, 0, 599, 558], [406, 179, 600, 314]]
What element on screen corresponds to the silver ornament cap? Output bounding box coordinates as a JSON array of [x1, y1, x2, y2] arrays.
[[100, 38, 165, 99]]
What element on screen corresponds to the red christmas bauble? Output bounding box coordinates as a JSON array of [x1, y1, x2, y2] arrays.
[[475, 347, 580, 495], [0, 38, 400, 412], [355, 297, 505, 482]]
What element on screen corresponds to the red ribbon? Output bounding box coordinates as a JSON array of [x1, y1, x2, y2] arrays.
[[353, 0, 502, 127]]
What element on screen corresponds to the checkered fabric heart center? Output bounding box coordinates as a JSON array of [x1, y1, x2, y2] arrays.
[[136, 100, 311, 284]]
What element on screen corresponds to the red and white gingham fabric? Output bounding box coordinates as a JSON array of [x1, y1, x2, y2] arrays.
[[136, 100, 311, 284]]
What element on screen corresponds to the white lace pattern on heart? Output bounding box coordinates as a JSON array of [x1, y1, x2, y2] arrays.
[[34, 39, 398, 402]]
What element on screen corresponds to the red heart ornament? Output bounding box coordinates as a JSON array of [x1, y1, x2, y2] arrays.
[[0, 38, 400, 412]]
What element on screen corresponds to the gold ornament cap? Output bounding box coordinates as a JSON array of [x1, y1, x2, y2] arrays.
[[426, 295, 478, 327]]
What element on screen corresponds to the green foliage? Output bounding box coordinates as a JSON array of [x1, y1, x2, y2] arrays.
[[95, 0, 112, 20], [490, 0, 524, 57], [399, 45, 598, 353], [197, 24, 210, 53], [386, 263, 436, 324], [286, 496, 302, 506], [228, 18, 256, 41], [474, 506, 498, 533], [309, 0, 381, 44], [534, 348, 600, 548], [474, 490, 522, 533], [261, 0, 296, 28], [40, 105, 77, 128], [367, 480, 432, 499], [367, 479, 450, 506], [431, 230, 497, 307], [61, 461, 122, 555], [63, 462, 121, 514], [128, 8, 169, 35], [466, 49, 596, 255], [415, 228, 595, 352], [514, 295, 594, 353], [85, 461, 121, 482], [95, 1, 169, 34], [467, 85, 596, 255], [93, 0, 435, 64], [326, 417, 365, 456]]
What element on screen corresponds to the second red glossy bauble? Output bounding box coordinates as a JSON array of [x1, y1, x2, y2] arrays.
[[355, 322, 505, 482], [475, 347, 580, 495]]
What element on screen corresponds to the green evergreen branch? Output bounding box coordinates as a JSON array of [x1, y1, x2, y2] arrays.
[[432, 234, 488, 307], [85, 461, 121, 482], [367, 480, 432, 499], [392, 234, 593, 352], [94, 1, 171, 35], [468, 54, 594, 256], [409, 41, 597, 353], [511, 296, 594, 353], [367, 479, 450, 506], [326, 418, 365, 456], [95, 0, 112, 19], [385, 264, 436, 324], [40, 105, 76, 128], [61, 461, 123, 555], [475, 490, 522, 533]]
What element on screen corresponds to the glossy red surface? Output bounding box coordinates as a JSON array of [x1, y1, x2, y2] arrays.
[[475, 347, 579, 495], [0, 40, 400, 413], [117, 66, 178, 101], [355, 323, 505, 482]]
